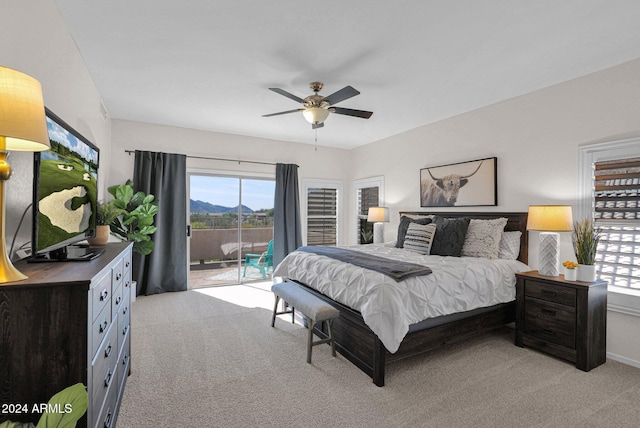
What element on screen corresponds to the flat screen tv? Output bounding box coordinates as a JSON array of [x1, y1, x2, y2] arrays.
[[30, 108, 104, 261]]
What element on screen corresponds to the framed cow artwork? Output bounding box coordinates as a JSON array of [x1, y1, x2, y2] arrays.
[[420, 157, 497, 207]]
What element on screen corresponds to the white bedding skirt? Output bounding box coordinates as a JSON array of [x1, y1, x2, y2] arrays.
[[273, 244, 530, 353]]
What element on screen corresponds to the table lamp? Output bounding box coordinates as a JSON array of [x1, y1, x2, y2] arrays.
[[367, 207, 389, 244], [0, 66, 50, 283], [527, 205, 573, 277]]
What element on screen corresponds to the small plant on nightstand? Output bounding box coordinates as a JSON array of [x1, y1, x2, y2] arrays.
[[572, 219, 602, 282]]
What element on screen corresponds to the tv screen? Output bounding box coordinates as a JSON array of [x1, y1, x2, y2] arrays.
[[31, 108, 102, 261]]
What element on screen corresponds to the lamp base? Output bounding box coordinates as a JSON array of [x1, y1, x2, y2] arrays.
[[538, 232, 560, 276], [0, 151, 27, 284], [373, 222, 384, 244]]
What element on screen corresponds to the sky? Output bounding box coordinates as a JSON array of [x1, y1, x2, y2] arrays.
[[189, 175, 275, 211]]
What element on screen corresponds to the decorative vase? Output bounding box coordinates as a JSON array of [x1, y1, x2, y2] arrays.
[[87, 225, 110, 246], [564, 268, 577, 281], [577, 264, 596, 282]]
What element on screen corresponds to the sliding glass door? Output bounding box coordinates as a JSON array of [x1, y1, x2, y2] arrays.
[[189, 173, 275, 286]]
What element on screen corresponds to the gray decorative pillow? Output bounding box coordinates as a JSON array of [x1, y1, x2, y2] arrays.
[[396, 215, 433, 248], [499, 230, 522, 260], [461, 218, 508, 259], [403, 223, 436, 255], [429, 216, 470, 257]]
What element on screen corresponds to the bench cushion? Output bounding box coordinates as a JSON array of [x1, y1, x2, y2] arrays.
[[272, 282, 339, 322]]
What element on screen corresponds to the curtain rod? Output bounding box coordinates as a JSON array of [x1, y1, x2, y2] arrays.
[[124, 150, 278, 166]]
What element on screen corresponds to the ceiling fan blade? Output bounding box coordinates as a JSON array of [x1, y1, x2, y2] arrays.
[[323, 86, 360, 106], [331, 107, 373, 119], [268, 87, 304, 104], [312, 122, 324, 129], [262, 109, 303, 117]]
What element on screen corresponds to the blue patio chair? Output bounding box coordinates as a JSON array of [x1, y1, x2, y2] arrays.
[[242, 240, 273, 279]]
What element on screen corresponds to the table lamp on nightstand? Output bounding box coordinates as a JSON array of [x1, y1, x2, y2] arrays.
[[527, 205, 573, 277], [367, 207, 389, 244], [0, 66, 50, 283]]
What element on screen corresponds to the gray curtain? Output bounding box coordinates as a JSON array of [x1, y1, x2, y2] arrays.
[[133, 150, 188, 295], [273, 163, 302, 266]]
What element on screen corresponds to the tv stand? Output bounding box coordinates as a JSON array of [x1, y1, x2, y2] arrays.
[[28, 245, 105, 262]]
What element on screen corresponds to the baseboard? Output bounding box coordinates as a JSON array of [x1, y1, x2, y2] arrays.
[[607, 352, 640, 370]]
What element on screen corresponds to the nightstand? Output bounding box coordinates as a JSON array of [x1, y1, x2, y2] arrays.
[[515, 270, 607, 371]]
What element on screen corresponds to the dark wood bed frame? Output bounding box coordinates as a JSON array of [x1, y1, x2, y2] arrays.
[[286, 211, 529, 386]]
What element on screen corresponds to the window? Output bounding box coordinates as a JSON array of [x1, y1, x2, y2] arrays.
[[593, 158, 640, 289], [579, 139, 640, 294], [303, 179, 342, 246], [354, 176, 384, 244]]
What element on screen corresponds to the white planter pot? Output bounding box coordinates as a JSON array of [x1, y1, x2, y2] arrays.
[[577, 264, 597, 282], [564, 268, 577, 281]]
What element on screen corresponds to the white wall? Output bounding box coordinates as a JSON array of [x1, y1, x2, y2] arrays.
[[1, 0, 111, 254]]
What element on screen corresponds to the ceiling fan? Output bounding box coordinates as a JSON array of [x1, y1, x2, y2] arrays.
[[263, 81, 373, 129]]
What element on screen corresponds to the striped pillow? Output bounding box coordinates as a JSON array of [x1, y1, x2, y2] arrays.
[[403, 222, 436, 255]]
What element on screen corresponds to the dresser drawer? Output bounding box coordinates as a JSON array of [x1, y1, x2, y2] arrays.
[[524, 297, 576, 349], [524, 280, 576, 307], [111, 283, 123, 316], [91, 303, 113, 356], [91, 271, 112, 322], [94, 371, 119, 428], [118, 328, 131, 391], [117, 296, 131, 353], [91, 321, 118, 420], [112, 257, 124, 290], [123, 250, 132, 275]]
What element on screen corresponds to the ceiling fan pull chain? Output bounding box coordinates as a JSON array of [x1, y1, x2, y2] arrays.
[[314, 129, 318, 151]]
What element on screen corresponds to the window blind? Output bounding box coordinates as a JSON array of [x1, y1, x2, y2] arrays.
[[307, 187, 338, 246], [593, 157, 640, 289]]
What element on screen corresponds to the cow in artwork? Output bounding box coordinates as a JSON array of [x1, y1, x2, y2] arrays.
[[421, 161, 483, 207]]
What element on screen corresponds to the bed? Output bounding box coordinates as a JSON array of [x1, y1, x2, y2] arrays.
[[273, 211, 529, 386]]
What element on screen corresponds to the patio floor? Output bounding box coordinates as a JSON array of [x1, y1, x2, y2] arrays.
[[189, 265, 273, 288]]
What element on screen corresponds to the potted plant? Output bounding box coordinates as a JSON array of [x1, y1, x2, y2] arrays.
[[572, 218, 602, 282], [87, 201, 120, 246], [107, 180, 159, 255]]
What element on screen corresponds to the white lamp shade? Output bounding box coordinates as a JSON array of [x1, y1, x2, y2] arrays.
[[527, 205, 573, 231], [367, 207, 389, 223], [0, 66, 50, 151], [302, 107, 330, 124]]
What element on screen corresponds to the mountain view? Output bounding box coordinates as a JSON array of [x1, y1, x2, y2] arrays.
[[190, 199, 254, 214]]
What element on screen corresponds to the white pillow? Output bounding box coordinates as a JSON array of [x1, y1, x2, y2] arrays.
[[461, 218, 508, 259], [499, 231, 522, 260], [403, 222, 436, 255]]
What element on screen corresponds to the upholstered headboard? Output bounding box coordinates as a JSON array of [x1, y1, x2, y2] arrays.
[[399, 211, 529, 265]]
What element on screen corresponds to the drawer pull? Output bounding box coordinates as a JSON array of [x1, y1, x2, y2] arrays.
[[125, 260, 131, 268], [123, 353, 130, 366], [541, 328, 556, 336], [115, 296, 121, 306], [541, 308, 557, 316], [116, 273, 122, 281], [122, 325, 129, 336], [541, 290, 557, 297], [104, 368, 113, 387], [104, 342, 112, 358], [104, 408, 113, 428], [122, 306, 128, 315], [125, 280, 130, 288], [99, 289, 109, 301], [99, 319, 108, 333]]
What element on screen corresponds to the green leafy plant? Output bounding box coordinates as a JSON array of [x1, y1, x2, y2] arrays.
[[572, 218, 602, 265], [108, 180, 159, 255], [95, 201, 121, 226], [0, 383, 88, 428]]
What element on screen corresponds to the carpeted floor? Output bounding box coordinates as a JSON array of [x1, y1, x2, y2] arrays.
[[118, 286, 640, 427]]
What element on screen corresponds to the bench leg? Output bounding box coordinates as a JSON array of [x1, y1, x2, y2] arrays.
[[327, 319, 336, 358], [271, 295, 280, 327], [307, 319, 315, 364]]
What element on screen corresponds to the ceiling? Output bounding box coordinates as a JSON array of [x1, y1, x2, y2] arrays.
[[54, 0, 640, 150]]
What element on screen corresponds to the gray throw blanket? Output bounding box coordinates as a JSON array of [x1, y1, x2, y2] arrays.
[[297, 246, 432, 282]]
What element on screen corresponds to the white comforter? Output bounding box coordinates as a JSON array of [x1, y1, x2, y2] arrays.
[[273, 244, 529, 353]]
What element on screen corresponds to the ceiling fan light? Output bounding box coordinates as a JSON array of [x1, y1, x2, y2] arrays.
[[302, 107, 330, 124]]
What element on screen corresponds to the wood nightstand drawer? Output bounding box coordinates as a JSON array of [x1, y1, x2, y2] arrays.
[[524, 298, 576, 349], [524, 280, 576, 307]]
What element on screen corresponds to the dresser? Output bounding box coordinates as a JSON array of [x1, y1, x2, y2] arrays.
[[515, 270, 607, 371], [0, 242, 133, 428]]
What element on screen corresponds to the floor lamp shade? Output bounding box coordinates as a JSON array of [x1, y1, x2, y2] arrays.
[[527, 205, 573, 277], [367, 207, 389, 244], [0, 66, 50, 283]]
